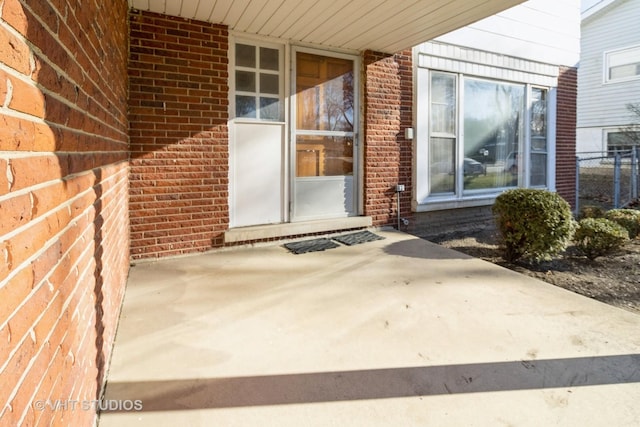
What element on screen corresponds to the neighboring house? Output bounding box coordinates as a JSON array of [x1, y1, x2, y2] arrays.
[[577, 0, 640, 155], [0, 0, 580, 425]]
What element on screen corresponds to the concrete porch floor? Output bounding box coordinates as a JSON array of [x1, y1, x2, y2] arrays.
[[99, 230, 640, 426]]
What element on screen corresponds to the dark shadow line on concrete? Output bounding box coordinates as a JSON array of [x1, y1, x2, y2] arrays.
[[104, 354, 640, 412]]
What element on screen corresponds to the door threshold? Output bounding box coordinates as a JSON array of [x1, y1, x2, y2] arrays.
[[224, 217, 373, 244]]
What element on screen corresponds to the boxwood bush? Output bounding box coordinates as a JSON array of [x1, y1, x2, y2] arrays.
[[493, 189, 575, 262], [604, 209, 640, 238], [578, 205, 605, 219], [574, 218, 629, 260]]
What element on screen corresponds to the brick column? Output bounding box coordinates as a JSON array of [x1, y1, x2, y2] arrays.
[[556, 66, 578, 208], [362, 50, 413, 228]]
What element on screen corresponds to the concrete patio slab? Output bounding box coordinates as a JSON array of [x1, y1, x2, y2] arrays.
[[99, 230, 640, 426]]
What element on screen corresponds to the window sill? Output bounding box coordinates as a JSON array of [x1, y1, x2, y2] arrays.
[[413, 195, 498, 212]]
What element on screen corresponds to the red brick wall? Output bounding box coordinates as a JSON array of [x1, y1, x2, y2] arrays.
[[0, 0, 129, 425], [128, 10, 229, 260], [556, 66, 577, 208], [363, 50, 413, 228]]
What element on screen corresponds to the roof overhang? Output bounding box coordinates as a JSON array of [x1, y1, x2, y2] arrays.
[[582, 0, 618, 22], [129, 0, 525, 53]]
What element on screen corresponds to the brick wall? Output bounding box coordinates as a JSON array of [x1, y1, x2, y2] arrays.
[[129, 10, 229, 260], [363, 50, 413, 228], [556, 66, 578, 208], [0, 1, 129, 426]]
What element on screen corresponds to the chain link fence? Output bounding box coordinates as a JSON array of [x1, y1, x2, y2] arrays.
[[576, 149, 640, 214]]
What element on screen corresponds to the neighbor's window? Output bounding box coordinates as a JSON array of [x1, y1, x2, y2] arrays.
[[234, 42, 283, 120], [605, 45, 640, 83], [607, 130, 640, 155], [427, 73, 549, 199]]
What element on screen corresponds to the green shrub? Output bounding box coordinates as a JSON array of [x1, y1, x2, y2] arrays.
[[604, 209, 640, 238], [493, 189, 575, 262], [579, 205, 605, 219], [574, 218, 629, 260]]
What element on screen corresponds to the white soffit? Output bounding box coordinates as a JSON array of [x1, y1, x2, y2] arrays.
[[128, 0, 525, 53]]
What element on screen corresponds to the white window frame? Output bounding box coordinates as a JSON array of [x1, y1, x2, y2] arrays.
[[415, 68, 556, 211], [603, 44, 640, 84]]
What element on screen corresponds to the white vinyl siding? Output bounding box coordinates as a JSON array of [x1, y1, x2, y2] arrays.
[[433, 0, 580, 67]]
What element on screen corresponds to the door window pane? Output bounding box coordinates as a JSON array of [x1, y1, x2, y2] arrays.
[[236, 71, 255, 92], [296, 53, 354, 132], [259, 97, 280, 121], [295, 52, 355, 179], [260, 47, 279, 71], [236, 95, 256, 118], [236, 44, 256, 68], [260, 73, 279, 94], [296, 136, 353, 177]]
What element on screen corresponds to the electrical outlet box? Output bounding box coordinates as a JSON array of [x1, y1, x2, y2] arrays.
[[396, 184, 405, 192]]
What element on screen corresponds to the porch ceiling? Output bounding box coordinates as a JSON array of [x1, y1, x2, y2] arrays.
[[128, 0, 525, 53]]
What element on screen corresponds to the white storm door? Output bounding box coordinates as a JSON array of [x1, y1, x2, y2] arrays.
[[292, 49, 358, 221]]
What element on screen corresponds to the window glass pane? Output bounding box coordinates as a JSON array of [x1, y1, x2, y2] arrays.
[[296, 135, 353, 177], [530, 88, 547, 185], [607, 46, 640, 81], [260, 47, 279, 71], [430, 73, 456, 135], [260, 73, 279, 94], [236, 95, 256, 118], [296, 53, 354, 132], [236, 70, 255, 92], [531, 88, 546, 140], [429, 137, 455, 194], [607, 131, 640, 155], [463, 79, 523, 191], [236, 44, 256, 68], [259, 97, 281, 121], [610, 64, 640, 80], [530, 153, 547, 186]]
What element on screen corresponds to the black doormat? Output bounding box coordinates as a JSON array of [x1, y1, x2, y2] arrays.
[[332, 230, 385, 246], [284, 238, 340, 255]]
